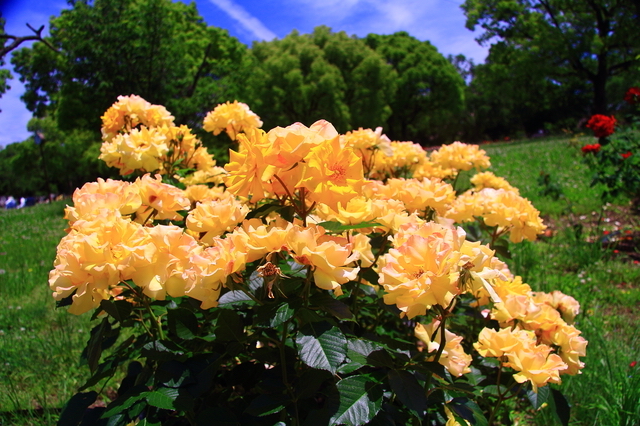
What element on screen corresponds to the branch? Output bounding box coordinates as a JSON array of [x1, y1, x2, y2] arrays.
[[183, 43, 213, 98], [538, 0, 595, 80], [0, 23, 60, 58]]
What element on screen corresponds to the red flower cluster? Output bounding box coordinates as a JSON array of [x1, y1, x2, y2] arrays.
[[581, 143, 601, 154], [624, 87, 640, 105], [586, 114, 617, 138], [621, 151, 633, 159]]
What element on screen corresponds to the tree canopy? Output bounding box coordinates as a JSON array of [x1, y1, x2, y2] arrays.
[[462, 0, 640, 114], [365, 32, 466, 145], [244, 26, 397, 133], [11, 0, 246, 131]]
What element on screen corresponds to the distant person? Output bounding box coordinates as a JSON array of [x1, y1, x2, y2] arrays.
[[18, 197, 26, 209], [5, 196, 17, 209]]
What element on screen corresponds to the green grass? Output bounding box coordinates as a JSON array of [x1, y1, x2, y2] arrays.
[[0, 201, 93, 425], [483, 136, 608, 216], [0, 137, 638, 425]]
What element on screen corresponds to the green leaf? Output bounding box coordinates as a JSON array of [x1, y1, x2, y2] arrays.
[[313, 292, 354, 320], [317, 221, 381, 233], [359, 268, 379, 286], [102, 386, 148, 418], [100, 299, 133, 323], [552, 388, 571, 426], [387, 370, 426, 414], [270, 303, 295, 327], [254, 302, 295, 328], [218, 290, 255, 308], [57, 391, 97, 426], [296, 322, 347, 374], [245, 203, 281, 220], [449, 398, 488, 426], [527, 385, 550, 410], [142, 340, 184, 361], [215, 310, 245, 342], [330, 376, 383, 426], [146, 387, 179, 410], [82, 317, 110, 374], [244, 393, 290, 417], [167, 308, 199, 340], [466, 367, 486, 386]]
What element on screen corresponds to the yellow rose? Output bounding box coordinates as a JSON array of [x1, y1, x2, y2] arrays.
[[203, 100, 263, 140], [298, 135, 365, 210], [415, 320, 472, 377], [286, 225, 359, 296]]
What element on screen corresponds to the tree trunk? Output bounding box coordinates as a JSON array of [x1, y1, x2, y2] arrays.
[[592, 54, 608, 114]]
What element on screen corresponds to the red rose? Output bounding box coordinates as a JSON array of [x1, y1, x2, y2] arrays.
[[624, 87, 640, 104], [581, 143, 601, 154], [621, 151, 632, 159], [631, 361, 638, 368], [586, 114, 617, 138]]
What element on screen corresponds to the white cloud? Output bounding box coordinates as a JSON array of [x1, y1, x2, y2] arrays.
[[278, 0, 488, 62], [207, 0, 277, 41]]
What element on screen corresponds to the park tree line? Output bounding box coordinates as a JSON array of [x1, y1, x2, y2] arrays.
[[1, 0, 639, 196]]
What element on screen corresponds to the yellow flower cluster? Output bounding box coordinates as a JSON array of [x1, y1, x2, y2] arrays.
[[203, 100, 263, 140], [446, 187, 546, 242], [99, 95, 217, 177], [340, 127, 392, 177], [224, 120, 365, 209], [430, 141, 491, 173], [53, 101, 586, 395], [473, 275, 587, 390]]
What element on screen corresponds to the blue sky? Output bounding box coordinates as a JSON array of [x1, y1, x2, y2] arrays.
[[0, 0, 489, 147]]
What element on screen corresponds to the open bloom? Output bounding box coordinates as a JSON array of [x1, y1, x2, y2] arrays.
[[379, 223, 463, 318], [586, 114, 616, 138], [430, 142, 490, 173], [298, 135, 365, 210], [203, 100, 263, 140], [415, 320, 472, 377], [581, 144, 601, 154], [285, 225, 359, 295], [624, 87, 640, 105]]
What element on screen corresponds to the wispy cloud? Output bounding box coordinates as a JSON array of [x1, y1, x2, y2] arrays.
[[206, 0, 277, 41], [280, 0, 488, 62]]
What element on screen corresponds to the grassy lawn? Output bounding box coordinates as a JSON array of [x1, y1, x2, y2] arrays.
[[0, 136, 638, 425]]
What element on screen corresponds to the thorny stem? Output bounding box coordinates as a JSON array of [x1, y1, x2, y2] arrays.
[[487, 362, 505, 425], [142, 295, 165, 341], [142, 208, 157, 226], [424, 304, 450, 395], [272, 174, 296, 210], [371, 231, 391, 269]]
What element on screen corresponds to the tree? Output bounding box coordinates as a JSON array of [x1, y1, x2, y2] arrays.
[[365, 32, 466, 145], [244, 26, 396, 133], [462, 0, 640, 114], [0, 17, 58, 109], [11, 0, 246, 131], [464, 42, 592, 140]]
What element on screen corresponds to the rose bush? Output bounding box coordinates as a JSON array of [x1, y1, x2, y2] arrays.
[[582, 89, 640, 207], [53, 95, 585, 426]]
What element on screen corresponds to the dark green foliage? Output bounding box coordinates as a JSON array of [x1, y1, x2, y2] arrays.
[[11, 0, 246, 131], [244, 26, 396, 134], [462, 0, 640, 115], [365, 32, 466, 145]]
